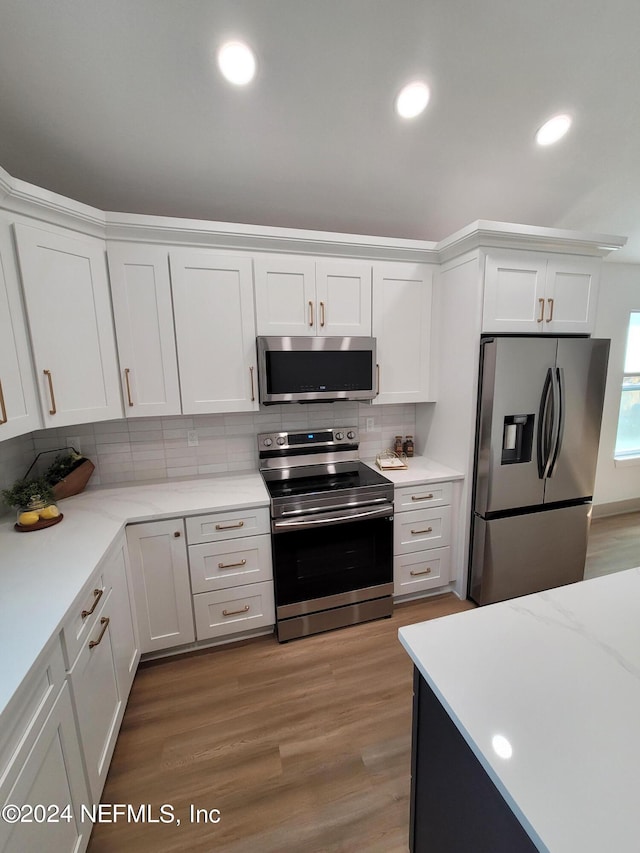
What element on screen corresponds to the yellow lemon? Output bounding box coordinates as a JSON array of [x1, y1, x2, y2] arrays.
[[39, 505, 60, 520], [18, 511, 40, 526]]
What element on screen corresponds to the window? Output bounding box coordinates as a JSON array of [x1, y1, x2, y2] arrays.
[[615, 311, 640, 459]]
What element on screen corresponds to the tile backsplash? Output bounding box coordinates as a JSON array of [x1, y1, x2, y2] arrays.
[[0, 403, 417, 493]]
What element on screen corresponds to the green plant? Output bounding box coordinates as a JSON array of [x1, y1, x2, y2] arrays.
[[2, 477, 54, 509], [44, 451, 85, 485]]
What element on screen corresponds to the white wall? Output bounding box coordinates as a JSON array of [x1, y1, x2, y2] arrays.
[[593, 261, 640, 511]]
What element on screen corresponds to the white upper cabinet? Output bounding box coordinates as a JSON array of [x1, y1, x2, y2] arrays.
[[170, 250, 259, 414], [0, 221, 42, 440], [13, 224, 123, 427], [372, 262, 434, 405], [108, 243, 181, 417], [482, 250, 600, 334], [254, 254, 372, 336]]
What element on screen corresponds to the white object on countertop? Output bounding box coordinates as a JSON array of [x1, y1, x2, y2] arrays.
[[399, 567, 640, 853]]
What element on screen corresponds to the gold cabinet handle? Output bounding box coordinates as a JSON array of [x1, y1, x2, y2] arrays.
[[546, 298, 555, 322], [89, 616, 110, 649], [43, 369, 57, 415], [222, 605, 250, 617], [410, 568, 432, 576], [249, 365, 255, 402], [124, 368, 134, 407], [0, 379, 7, 425], [376, 363, 380, 396], [410, 526, 433, 535], [319, 301, 325, 327], [218, 559, 247, 569], [215, 520, 244, 530], [411, 494, 434, 502], [173, 531, 181, 538], [537, 298, 545, 323], [308, 300, 314, 327], [81, 588, 104, 619]]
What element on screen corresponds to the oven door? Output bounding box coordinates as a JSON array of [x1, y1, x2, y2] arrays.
[[272, 504, 393, 616]]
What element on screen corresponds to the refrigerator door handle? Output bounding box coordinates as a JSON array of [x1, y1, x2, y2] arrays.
[[537, 368, 554, 479], [547, 367, 565, 478]]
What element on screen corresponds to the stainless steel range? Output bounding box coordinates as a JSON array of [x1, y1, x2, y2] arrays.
[[258, 427, 394, 642]]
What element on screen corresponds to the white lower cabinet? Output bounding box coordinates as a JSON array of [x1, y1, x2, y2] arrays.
[[0, 646, 91, 853], [126, 519, 195, 654], [393, 483, 453, 598], [186, 509, 274, 642], [63, 535, 140, 803]]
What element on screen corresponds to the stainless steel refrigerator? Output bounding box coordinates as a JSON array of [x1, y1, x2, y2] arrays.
[[469, 336, 610, 606]]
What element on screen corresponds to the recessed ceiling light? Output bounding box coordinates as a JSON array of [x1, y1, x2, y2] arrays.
[[536, 114, 572, 146], [217, 41, 256, 85], [395, 81, 430, 119]]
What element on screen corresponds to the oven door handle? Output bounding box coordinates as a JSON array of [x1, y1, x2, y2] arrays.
[[273, 503, 393, 532], [280, 497, 391, 517]]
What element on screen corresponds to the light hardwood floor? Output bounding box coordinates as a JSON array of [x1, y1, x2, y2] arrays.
[[88, 513, 639, 853], [87, 594, 474, 853]]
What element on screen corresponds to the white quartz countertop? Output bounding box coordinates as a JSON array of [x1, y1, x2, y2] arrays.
[[0, 472, 269, 719], [399, 568, 640, 853], [363, 455, 464, 485]]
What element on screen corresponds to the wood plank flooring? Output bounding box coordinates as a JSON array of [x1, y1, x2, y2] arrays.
[[88, 512, 639, 853], [87, 594, 474, 853]]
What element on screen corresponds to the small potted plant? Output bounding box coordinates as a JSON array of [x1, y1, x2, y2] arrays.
[[44, 450, 95, 500], [2, 477, 61, 530]]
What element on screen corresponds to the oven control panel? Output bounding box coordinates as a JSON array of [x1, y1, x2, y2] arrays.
[[258, 427, 358, 451]]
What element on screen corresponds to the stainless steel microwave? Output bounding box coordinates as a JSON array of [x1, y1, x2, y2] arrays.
[[256, 336, 377, 405]]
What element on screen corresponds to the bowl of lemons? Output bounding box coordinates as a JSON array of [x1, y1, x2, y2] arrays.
[[14, 495, 63, 532]]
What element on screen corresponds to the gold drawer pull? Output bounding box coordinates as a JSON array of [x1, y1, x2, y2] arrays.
[[89, 616, 110, 649], [43, 369, 57, 415], [81, 588, 104, 619], [249, 365, 255, 402], [0, 379, 7, 424], [124, 368, 134, 407], [222, 605, 250, 617], [411, 493, 434, 501], [537, 298, 545, 323], [319, 300, 325, 327], [308, 300, 314, 327], [215, 521, 245, 530], [218, 559, 247, 569], [411, 526, 433, 535], [410, 568, 432, 576]]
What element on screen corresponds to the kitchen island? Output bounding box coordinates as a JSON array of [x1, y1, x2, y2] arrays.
[[399, 567, 640, 852]]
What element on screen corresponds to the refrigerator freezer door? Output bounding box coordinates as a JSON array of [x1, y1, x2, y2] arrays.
[[469, 503, 591, 605], [475, 337, 557, 515], [543, 338, 609, 505]]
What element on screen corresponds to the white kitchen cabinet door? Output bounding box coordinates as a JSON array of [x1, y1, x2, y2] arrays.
[[107, 242, 181, 417], [0, 221, 42, 440], [254, 255, 372, 336], [68, 589, 121, 802], [170, 250, 258, 414], [482, 251, 547, 333], [102, 536, 140, 699], [0, 684, 91, 853], [254, 254, 316, 335], [544, 255, 600, 333], [315, 259, 371, 335], [372, 262, 433, 405], [13, 223, 123, 427], [126, 519, 195, 654]]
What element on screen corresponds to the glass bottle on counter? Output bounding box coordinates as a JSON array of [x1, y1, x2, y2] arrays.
[[394, 435, 403, 455], [404, 436, 414, 457]]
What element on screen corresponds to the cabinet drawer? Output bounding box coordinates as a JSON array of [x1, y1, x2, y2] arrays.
[[394, 505, 451, 554], [394, 547, 451, 597], [193, 582, 275, 640], [395, 481, 452, 511], [189, 534, 272, 593], [186, 506, 270, 544], [60, 569, 111, 668]]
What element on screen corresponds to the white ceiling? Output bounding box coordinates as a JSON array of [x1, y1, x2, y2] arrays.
[[2, 0, 640, 261]]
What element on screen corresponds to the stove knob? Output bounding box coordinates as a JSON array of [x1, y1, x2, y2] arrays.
[[335, 431, 344, 440], [347, 430, 355, 440], [276, 436, 286, 446], [263, 437, 273, 447]]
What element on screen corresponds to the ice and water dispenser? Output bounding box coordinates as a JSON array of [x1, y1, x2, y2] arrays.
[[501, 414, 534, 464]]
